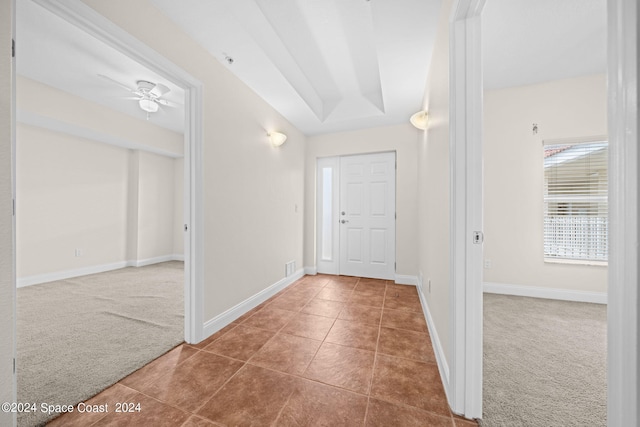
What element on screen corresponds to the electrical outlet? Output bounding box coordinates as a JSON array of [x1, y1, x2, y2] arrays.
[[75, 248, 83, 257], [484, 259, 492, 269], [428, 279, 431, 294]]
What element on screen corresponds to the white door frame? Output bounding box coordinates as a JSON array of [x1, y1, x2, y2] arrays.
[[450, 0, 639, 424], [30, 0, 205, 344], [449, 0, 485, 418], [2, 0, 18, 425], [607, 0, 639, 425]]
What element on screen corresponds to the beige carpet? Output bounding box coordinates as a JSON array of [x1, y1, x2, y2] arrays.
[[483, 294, 606, 427], [17, 261, 184, 427]]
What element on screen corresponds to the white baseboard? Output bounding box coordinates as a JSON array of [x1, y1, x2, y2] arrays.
[[18, 254, 185, 287], [132, 254, 184, 267], [18, 261, 128, 287], [416, 276, 451, 402], [484, 282, 607, 304], [202, 268, 305, 340], [304, 266, 317, 275], [394, 274, 418, 286]]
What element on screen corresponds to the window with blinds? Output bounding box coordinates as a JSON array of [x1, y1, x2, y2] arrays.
[[543, 140, 608, 262]]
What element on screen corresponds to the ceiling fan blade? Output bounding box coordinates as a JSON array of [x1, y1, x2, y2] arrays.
[[97, 74, 135, 93], [156, 98, 181, 108], [150, 83, 170, 97], [122, 96, 142, 100]]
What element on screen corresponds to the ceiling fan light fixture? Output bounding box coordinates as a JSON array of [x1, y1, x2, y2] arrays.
[[139, 98, 159, 113], [410, 110, 429, 130]]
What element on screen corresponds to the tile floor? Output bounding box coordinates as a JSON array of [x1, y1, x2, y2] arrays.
[[48, 275, 478, 426]]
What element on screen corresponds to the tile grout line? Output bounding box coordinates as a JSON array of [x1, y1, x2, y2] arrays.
[[111, 383, 193, 422], [362, 276, 381, 426], [69, 275, 448, 426], [188, 277, 314, 419], [298, 277, 346, 376]]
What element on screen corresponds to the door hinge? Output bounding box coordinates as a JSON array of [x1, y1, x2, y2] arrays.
[[394, 262, 396, 270], [12, 39, 15, 58], [12, 199, 15, 216], [13, 358, 16, 374]]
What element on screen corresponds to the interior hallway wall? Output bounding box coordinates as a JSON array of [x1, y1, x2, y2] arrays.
[[483, 74, 608, 293], [417, 0, 453, 364], [303, 123, 420, 278], [81, 0, 306, 324]]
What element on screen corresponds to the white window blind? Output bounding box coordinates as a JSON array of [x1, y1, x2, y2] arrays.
[[543, 140, 608, 262]]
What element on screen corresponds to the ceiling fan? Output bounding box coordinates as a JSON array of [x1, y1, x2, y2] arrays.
[[98, 74, 180, 119]]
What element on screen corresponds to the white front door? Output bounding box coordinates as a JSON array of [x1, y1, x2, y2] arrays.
[[339, 152, 396, 280]]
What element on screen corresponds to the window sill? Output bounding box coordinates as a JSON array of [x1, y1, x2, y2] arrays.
[[544, 258, 608, 267]]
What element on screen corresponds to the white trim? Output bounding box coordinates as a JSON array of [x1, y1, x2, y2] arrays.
[[18, 261, 127, 288], [9, 1, 17, 424], [417, 277, 451, 401], [484, 282, 607, 305], [607, 0, 639, 425], [542, 134, 609, 147], [133, 254, 184, 267], [304, 266, 318, 275], [449, 0, 486, 419], [394, 274, 418, 286], [33, 0, 205, 345], [202, 269, 305, 339], [17, 255, 186, 287]]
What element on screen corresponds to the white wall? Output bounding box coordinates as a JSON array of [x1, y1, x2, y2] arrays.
[[81, 0, 306, 323], [304, 123, 420, 277], [137, 150, 177, 261], [16, 125, 182, 279], [483, 74, 608, 293], [16, 124, 129, 276], [418, 0, 453, 364], [0, 0, 16, 422], [172, 157, 184, 256], [16, 77, 184, 281]]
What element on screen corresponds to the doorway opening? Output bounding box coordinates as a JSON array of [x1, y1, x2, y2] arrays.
[[450, 0, 637, 425], [12, 0, 204, 424]]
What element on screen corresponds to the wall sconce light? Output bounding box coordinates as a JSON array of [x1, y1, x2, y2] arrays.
[[268, 131, 287, 147], [410, 110, 429, 130]]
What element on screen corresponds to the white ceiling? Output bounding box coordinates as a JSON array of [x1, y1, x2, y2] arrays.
[[16, 0, 185, 134], [482, 0, 607, 90], [150, 0, 442, 135], [16, 0, 607, 137]]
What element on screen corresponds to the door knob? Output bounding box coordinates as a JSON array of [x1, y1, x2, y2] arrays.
[[341, 219, 349, 224]]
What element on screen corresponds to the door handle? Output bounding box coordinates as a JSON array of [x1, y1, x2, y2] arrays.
[[341, 219, 349, 224]]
